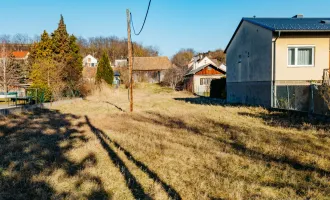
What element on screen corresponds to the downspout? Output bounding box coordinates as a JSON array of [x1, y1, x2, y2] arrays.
[[272, 31, 281, 108]]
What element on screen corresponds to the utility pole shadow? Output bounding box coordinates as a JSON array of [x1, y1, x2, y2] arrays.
[[85, 116, 151, 200], [85, 116, 182, 200]]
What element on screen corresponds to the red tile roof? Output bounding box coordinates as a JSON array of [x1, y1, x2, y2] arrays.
[[12, 51, 29, 59], [0, 51, 29, 59]]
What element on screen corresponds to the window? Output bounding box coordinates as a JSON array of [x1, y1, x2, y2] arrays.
[[200, 78, 212, 85], [288, 46, 314, 67], [91, 63, 95, 67]]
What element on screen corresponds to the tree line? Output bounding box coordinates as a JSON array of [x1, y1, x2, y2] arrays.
[[77, 36, 159, 63]]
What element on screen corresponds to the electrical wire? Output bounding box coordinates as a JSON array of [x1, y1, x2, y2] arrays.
[[130, 0, 152, 36]]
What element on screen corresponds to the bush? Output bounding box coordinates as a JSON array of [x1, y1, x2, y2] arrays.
[[319, 83, 330, 109], [210, 77, 226, 99], [28, 85, 52, 103], [78, 81, 96, 98]]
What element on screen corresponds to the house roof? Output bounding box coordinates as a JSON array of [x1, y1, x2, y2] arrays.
[[12, 51, 29, 59], [0, 51, 29, 59], [133, 56, 172, 71], [185, 63, 225, 76], [219, 64, 226, 72], [210, 58, 220, 66], [225, 17, 330, 53], [244, 17, 330, 31]]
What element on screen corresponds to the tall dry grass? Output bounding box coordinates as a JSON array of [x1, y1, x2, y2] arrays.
[[1, 84, 330, 199]]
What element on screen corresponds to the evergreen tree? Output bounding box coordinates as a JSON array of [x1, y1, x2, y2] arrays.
[[29, 30, 53, 63], [51, 15, 82, 96], [63, 35, 83, 95], [51, 15, 70, 63], [96, 52, 114, 85]]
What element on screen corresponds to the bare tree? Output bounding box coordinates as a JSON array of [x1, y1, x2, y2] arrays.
[[172, 49, 195, 68], [12, 33, 30, 51], [0, 42, 20, 92], [162, 65, 187, 90]]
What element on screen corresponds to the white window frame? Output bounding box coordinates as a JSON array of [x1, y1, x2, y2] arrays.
[[287, 45, 315, 67]]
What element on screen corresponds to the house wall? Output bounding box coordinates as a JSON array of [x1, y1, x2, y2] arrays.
[[133, 70, 166, 83], [83, 55, 98, 67], [226, 21, 273, 107], [275, 36, 330, 83], [193, 75, 224, 96]]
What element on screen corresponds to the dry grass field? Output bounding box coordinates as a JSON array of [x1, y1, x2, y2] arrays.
[[1, 84, 330, 200]]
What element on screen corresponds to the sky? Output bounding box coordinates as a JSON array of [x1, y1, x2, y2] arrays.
[[1, 0, 330, 57]]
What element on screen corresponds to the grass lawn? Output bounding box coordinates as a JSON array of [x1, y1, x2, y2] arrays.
[[0, 84, 330, 199]]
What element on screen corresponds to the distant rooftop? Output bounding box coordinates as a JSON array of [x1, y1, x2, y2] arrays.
[[244, 17, 330, 31]]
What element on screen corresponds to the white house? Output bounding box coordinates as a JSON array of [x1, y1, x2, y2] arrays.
[[188, 56, 221, 70], [83, 55, 98, 67]]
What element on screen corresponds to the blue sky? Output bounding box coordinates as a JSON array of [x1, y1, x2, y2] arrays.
[[1, 0, 330, 57]]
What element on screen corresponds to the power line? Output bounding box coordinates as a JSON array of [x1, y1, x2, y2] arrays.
[[130, 0, 152, 36]]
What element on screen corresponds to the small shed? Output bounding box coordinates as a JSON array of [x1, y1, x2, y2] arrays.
[[184, 63, 226, 96]]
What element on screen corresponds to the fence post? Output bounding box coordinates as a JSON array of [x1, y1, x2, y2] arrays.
[[309, 84, 314, 114], [286, 85, 289, 109]]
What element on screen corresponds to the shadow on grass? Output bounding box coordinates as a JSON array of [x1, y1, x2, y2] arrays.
[[238, 111, 330, 132], [129, 110, 330, 195], [174, 97, 225, 106], [85, 116, 182, 200], [204, 119, 330, 179], [0, 109, 109, 200]]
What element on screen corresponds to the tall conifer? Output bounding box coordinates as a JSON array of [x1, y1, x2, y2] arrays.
[[96, 52, 113, 85]]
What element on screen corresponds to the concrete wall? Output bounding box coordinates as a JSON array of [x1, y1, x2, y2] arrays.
[[226, 21, 273, 107], [275, 36, 330, 82]]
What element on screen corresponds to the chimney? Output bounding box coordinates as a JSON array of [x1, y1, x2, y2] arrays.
[[292, 14, 304, 19]]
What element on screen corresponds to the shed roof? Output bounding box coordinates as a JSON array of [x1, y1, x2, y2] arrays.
[[133, 56, 172, 71]]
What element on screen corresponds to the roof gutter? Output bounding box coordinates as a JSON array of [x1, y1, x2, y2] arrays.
[[272, 31, 280, 108], [274, 30, 330, 32]]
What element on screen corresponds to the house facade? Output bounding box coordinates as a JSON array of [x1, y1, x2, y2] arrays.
[[188, 56, 220, 69], [184, 63, 226, 96], [225, 15, 330, 108], [83, 55, 98, 67], [132, 57, 172, 83]]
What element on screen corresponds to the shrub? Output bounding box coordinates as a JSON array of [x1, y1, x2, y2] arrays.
[[319, 83, 330, 109], [78, 81, 97, 97], [210, 77, 226, 99]]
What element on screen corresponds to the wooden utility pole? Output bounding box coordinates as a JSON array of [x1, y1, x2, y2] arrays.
[[127, 9, 133, 112]]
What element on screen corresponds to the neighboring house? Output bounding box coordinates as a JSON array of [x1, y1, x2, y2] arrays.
[[0, 51, 30, 95], [188, 55, 220, 69], [132, 57, 172, 83], [184, 63, 226, 96], [0, 51, 29, 61], [83, 55, 98, 67], [225, 15, 330, 108], [11, 51, 29, 60]]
